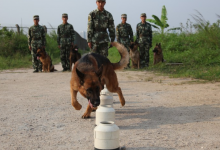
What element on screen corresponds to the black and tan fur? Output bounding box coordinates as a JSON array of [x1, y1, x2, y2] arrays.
[[70, 42, 129, 118], [69, 45, 81, 71], [36, 48, 56, 72], [129, 42, 140, 69], [153, 43, 164, 65]]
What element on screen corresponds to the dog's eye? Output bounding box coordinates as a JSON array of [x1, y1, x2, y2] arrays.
[[87, 89, 92, 94]]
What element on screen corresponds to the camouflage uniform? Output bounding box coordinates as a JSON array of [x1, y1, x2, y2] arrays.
[[136, 13, 152, 67], [116, 15, 134, 52], [87, 7, 115, 57], [28, 15, 46, 72], [57, 14, 75, 71]]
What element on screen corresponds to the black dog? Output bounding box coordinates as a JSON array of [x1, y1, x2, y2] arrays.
[[69, 45, 81, 71]]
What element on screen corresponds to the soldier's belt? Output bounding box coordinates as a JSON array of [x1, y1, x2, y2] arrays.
[[32, 38, 42, 40], [94, 29, 107, 32], [61, 36, 71, 38], [120, 36, 129, 38]]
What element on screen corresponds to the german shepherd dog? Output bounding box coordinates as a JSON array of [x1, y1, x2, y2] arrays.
[[70, 42, 129, 118], [36, 48, 56, 72], [69, 45, 81, 71], [153, 43, 164, 65], [129, 42, 140, 69]]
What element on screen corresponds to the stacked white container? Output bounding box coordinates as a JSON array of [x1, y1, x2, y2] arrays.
[[94, 86, 121, 150]]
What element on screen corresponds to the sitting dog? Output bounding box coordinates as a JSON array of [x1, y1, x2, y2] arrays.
[[153, 43, 164, 65], [70, 42, 129, 119], [36, 48, 56, 72], [129, 42, 140, 69], [69, 45, 81, 71]]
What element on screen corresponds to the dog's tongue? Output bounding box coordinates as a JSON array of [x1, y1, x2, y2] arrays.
[[89, 100, 94, 109], [75, 49, 78, 51], [154, 53, 156, 56], [37, 57, 40, 60]]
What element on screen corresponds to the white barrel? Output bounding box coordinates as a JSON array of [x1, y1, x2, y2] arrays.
[[96, 105, 115, 125], [94, 121, 120, 150]]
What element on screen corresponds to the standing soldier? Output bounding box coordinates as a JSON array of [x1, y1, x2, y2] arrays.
[[87, 0, 115, 57], [116, 14, 133, 68], [136, 13, 152, 67], [57, 13, 75, 72], [28, 15, 46, 73]]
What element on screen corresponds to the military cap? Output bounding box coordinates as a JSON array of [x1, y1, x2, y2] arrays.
[[62, 13, 68, 17], [121, 14, 127, 18], [96, 0, 106, 2], [140, 13, 147, 17], [33, 15, 39, 20]]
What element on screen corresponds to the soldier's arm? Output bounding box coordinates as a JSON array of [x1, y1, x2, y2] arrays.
[[28, 28, 32, 47], [116, 25, 120, 43], [108, 13, 115, 42], [42, 27, 46, 46], [70, 25, 75, 44], [135, 24, 139, 43], [57, 26, 60, 45], [87, 13, 93, 43], [149, 25, 152, 47], [129, 25, 134, 42]]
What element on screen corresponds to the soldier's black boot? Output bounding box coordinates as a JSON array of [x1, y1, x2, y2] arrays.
[[62, 68, 67, 72], [33, 69, 39, 73]]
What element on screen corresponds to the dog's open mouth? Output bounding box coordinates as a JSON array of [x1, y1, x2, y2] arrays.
[[37, 56, 40, 60], [89, 100, 94, 109], [75, 49, 78, 51]]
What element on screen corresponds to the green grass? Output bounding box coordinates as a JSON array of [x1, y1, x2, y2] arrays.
[[0, 54, 32, 70], [1, 17, 220, 81]]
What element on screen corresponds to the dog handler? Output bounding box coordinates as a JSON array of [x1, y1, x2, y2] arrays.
[[136, 13, 152, 67], [28, 15, 46, 73], [116, 14, 133, 68], [87, 0, 115, 57], [57, 13, 75, 72]]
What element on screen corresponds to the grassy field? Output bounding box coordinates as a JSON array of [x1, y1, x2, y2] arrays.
[[1, 18, 220, 81]]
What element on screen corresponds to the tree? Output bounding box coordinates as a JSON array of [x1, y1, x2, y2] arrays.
[[146, 5, 181, 35]]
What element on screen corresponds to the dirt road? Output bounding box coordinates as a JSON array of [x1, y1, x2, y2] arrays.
[[1, 64, 220, 150]]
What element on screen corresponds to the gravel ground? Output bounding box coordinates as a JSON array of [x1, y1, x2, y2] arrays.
[[1, 64, 220, 150]]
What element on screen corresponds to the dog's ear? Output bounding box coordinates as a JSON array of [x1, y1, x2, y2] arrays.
[[130, 43, 134, 49], [158, 43, 161, 47], [96, 65, 103, 78], [76, 68, 85, 84], [156, 43, 158, 46]]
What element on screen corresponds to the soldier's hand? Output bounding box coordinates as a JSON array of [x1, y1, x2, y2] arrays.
[[58, 45, 60, 49], [29, 46, 32, 51], [88, 43, 92, 49]]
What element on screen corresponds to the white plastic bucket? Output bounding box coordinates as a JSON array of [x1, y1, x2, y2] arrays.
[[94, 121, 120, 150], [96, 105, 115, 125]]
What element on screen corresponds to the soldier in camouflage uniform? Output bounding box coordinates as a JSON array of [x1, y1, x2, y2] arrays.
[[87, 0, 115, 57], [136, 13, 152, 67], [57, 13, 75, 71], [28, 15, 46, 73], [116, 14, 133, 67]]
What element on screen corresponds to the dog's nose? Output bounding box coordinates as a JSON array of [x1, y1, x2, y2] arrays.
[[93, 100, 100, 107]]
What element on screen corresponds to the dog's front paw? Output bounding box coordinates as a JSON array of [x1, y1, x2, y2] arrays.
[[81, 113, 91, 119], [72, 102, 82, 110]]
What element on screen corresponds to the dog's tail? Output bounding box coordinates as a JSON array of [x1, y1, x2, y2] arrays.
[[111, 42, 129, 70]]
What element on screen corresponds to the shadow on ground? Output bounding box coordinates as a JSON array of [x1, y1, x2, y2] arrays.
[[116, 104, 220, 130]]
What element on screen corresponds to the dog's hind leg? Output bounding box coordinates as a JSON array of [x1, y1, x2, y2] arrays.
[[70, 87, 82, 110], [106, 73, 125, 107], [82, 104, 93, 119], [138, 59, 140, 69]]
